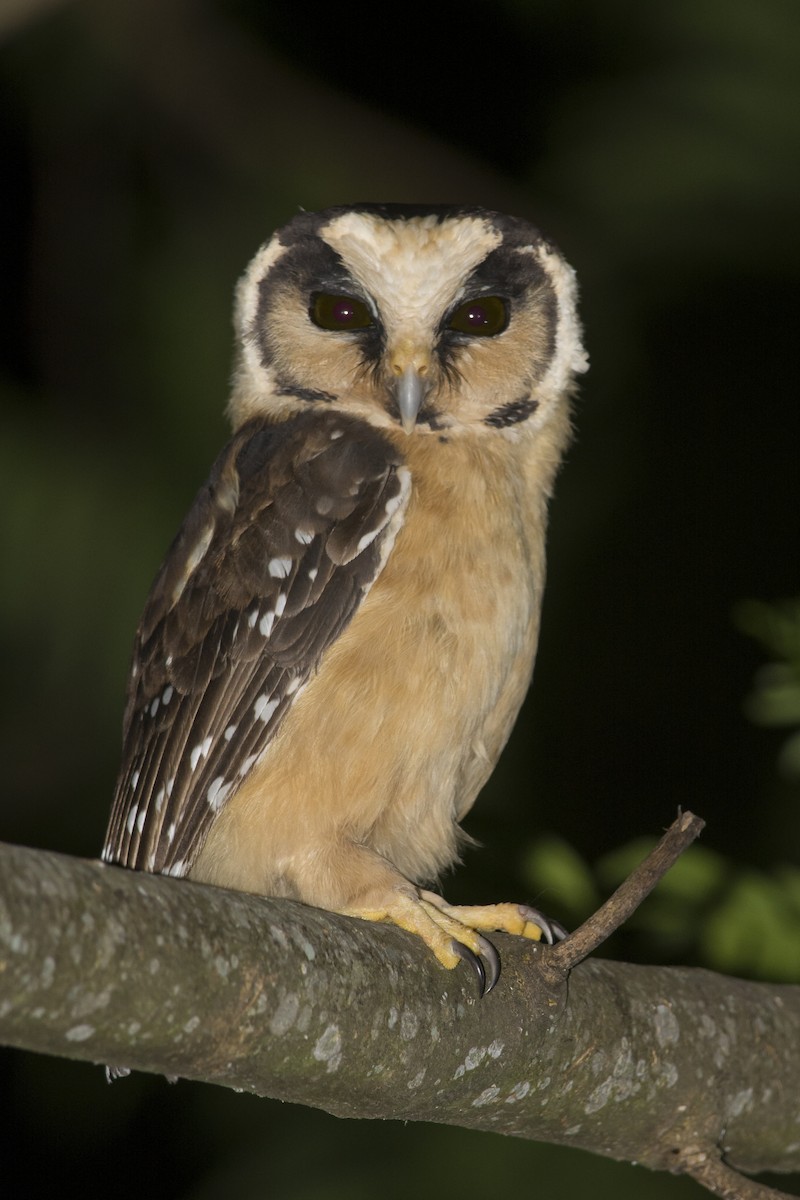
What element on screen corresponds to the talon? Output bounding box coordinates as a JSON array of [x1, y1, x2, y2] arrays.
[[477, 936, 501, 994], [452, 940, 486, 998], [519, 905, 567, 945]]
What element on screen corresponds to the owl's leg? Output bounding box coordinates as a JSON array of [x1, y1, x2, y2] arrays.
[[298, 840, 563, 996]]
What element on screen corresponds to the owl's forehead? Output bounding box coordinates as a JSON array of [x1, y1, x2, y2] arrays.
[[318, 211, 503, 313]]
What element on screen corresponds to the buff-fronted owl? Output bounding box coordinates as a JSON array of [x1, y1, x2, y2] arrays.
[[103, 204, 587, 993]]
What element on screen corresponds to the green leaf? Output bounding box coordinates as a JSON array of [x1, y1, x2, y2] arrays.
[[702, 872, 800, 982], [595, 840, 728, 904], [519, 836, 598, 920]]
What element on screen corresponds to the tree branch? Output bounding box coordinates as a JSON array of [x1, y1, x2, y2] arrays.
[[1, 839, 798, 1194], [547, 809, 706, 975]]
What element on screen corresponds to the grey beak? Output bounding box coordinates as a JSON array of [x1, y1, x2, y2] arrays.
[[395, 365, 426, 434]]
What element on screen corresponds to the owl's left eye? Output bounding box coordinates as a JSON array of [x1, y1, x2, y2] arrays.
[[447, 296, 508, 337], [310, 293, 374, 331]]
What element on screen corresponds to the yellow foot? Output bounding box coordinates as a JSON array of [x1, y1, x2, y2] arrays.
[[342, 889, 565, 996]]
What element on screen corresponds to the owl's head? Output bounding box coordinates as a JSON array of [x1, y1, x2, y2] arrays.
[[230, 204, 587, 438]]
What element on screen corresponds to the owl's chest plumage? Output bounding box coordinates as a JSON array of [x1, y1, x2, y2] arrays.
[[191, 428, 552, 893]]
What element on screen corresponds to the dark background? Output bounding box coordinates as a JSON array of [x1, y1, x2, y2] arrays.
[[1, 1, 798, 1196]]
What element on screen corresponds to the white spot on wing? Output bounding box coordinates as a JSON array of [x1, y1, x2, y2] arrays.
[[274, 592, 287, 618], [164, 860, 189, 878], [294, 528, 314, 545], [247, 608, 259, 629], [308, 567, 318, 582], [285, 675, 301, 695], [162, 685, 174, 705], [385, 490, 405, 519], [167, 822, 176, 844], [259, 611, 275, 637], [154, 786, 166, 812], [190, 737, 213, 771], [224, 724, 238, 741], [149, 697, 159, 717], [268, 556, 292, 579], [356, 526, 380, 553], [126, 806, 138, 835], [207, 776, 233, 811], [238, 753, 258, 778], [131, 770, 140, 791], [254, 694, 279, 723]]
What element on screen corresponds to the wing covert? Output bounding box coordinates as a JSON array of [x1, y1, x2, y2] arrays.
[[103, 409, 410, 876]]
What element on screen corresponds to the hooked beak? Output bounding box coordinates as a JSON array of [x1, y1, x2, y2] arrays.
[[394, 364, 428, 435]]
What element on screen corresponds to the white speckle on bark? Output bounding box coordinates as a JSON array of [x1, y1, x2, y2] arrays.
[[654, 1004, 680, 1047], [488, 1039, 504, 1058], [183, 1016, 200, 1034], [313, 1024, 342, 1073], [408, 1068, 427, 1090], [65, 1024, 95, 1042], [270, 925, 289, 950], [270, 992, 300, 1037], [472, 1085, 501, 1107], [729, 1088, 754, 1117], [505, 1081, 530, 1103], [400, 1010, 418, 1041], [660, 1062, 679, 1088], [291, 932, 316, 961], [388, 1007, 399, 1029], [585, 1077, 613, 1113], [590, 1050, 607, 1075], [454, 1045, 488, 1079], [464, 1046, 486, 1071]]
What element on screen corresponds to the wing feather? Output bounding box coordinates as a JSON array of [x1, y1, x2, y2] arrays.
[[103, 409, 410, 876]]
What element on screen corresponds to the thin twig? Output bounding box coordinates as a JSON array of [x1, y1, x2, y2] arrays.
[[545, 810, 705, 976]]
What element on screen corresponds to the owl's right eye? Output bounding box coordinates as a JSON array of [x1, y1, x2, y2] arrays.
[[310, 293, 374, 331]]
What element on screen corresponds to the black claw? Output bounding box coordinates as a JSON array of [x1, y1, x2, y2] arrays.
[[477, 936, 501, 995], [452, 937, 501, 998], [520, 905, 568, 946], [452, 940, 486, 997]]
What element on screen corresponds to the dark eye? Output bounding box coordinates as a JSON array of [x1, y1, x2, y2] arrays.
[[447, 295, 508, 337], [310, 293, 374, 331]]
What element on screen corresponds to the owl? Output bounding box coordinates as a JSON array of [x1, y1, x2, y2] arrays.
[[102, 204, 587, 994]]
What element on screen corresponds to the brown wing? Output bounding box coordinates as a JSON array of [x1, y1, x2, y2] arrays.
[[102, 409, 410, 877]]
